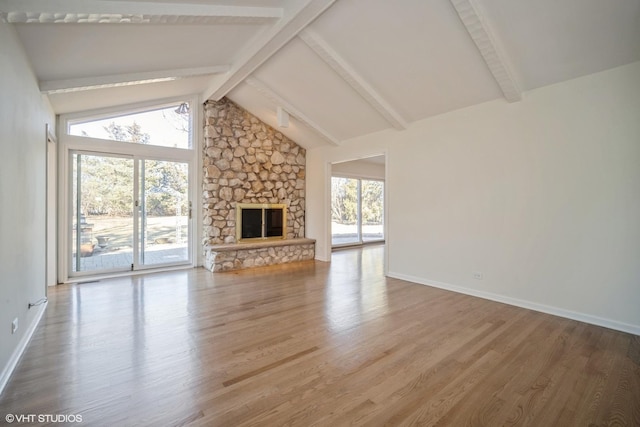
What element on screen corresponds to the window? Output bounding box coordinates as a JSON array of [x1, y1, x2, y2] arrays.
[[60, 99, 196, 280], [331, 177, 384, 246], [68, 102, 192, 149]]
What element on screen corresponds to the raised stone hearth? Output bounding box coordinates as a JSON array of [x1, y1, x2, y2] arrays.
[[204, 238, 315, 272], [202, 98, 313, 271]]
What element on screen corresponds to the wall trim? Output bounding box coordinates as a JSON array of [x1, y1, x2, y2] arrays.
[[387, 272, 640, 336], [0, 302, 47, 395]]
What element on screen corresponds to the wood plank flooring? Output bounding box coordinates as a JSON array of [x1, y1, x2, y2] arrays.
[[1, 245, 638, 426]]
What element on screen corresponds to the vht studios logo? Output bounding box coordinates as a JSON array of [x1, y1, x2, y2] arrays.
[[5, 413, 83, 423]]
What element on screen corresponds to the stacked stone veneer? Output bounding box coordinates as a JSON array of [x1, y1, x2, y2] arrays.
[[202, 98, 314, 272], [204, 239, 316, 272]]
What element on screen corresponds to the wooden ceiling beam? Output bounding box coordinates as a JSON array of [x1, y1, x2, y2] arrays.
[[202, 0, 337, 102], [449, 0, 522, 102], [40, 66, 230, 94], [0, 0, 281, 24]]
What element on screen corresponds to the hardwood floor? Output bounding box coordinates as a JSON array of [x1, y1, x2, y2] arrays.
[[1, 245, 638, 426]]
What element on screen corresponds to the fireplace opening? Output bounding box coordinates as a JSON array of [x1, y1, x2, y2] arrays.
[[241, 209, 262, 238], [236, 203, 286, 242]]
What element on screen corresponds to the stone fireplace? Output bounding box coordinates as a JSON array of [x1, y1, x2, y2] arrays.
[[202, 98, 315, 272]]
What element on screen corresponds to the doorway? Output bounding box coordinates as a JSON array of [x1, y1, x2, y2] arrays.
[[331, 155, 386, 248]]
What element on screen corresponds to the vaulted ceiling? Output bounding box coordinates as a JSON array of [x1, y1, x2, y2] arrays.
[[3, 0, 640, 149]]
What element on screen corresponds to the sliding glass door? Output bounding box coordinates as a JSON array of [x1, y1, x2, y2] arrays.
[[70, 152, 190, 275], [331, 177, 384, 247]]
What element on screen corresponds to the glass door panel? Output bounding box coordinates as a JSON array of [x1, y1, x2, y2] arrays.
[[72, 153, 134, 273], [139, 160, 189, 266], [331, 177, 361, 246], [362, 180, 384, 242]]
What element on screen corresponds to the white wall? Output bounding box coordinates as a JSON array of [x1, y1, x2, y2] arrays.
[[0, 21, 55, 390], [307, 61, 640, 334]]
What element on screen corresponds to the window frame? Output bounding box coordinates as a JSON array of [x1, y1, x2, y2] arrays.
[[65, 99, 194, 150], [58, 96, 201, 283]]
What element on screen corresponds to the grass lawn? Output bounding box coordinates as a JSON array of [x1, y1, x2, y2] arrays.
[[77, 215, 189, 253]]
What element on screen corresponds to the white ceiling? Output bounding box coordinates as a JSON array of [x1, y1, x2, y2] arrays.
[[3, 0, 639, 149]]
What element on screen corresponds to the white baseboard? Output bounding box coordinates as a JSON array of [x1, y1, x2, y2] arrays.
[[387, 272, 640, 336], [315, 254, 331, 262], [0, 302, 48, 395]]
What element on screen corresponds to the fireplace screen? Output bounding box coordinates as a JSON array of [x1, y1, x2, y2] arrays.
[[236, 203, 286, 242]]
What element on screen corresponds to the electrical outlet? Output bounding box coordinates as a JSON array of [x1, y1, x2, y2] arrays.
[[11, 318, 18, 334], [473, 271, 483, 280]]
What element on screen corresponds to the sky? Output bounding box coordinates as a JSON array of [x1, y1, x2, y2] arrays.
[[69, 103, 191, 149]]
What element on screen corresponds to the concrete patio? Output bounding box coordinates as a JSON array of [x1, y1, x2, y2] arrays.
[[73, 244, 188, 272]]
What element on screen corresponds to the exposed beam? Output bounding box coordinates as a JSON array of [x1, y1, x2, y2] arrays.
[[202, 0, 337, 102], [449, 0, 521, 102], [40, 65, 230, 94], [299, 29, 409, 130], [0, 0, 281, 24], [245, 77, 340, 146]]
